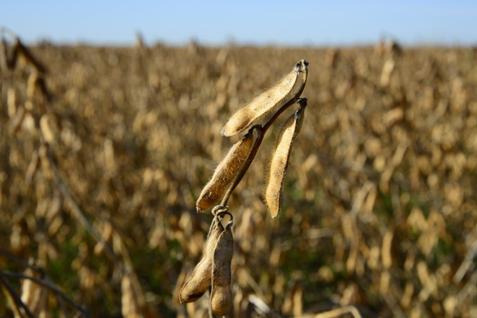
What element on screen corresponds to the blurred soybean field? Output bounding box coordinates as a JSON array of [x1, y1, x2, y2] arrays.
[[1, 39, 477, 317]]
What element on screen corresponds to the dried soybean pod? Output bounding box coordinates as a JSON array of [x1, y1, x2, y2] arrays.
[[265, 99, 307, 218], [222, 59, 308, 137], [196, 131, 254, 212], [179, 218, 224, 303], [211, 222, 234, 316]]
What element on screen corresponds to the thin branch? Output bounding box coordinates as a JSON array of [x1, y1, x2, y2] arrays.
[[457, 271, 477, 304], [0, 270, 90, 317], [454, 223, 477, 283], [0, 249, 44, 274], [0, 273, 35, 318]]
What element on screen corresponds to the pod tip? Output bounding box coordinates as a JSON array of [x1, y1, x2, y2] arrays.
[[294, 59, 309, 72]]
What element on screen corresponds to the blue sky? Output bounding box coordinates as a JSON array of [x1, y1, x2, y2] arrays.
[[1, 1, 476, 46]]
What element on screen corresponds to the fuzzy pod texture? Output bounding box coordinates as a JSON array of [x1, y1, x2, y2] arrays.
[[221, 59, 308, 137], [265, 103, 306, 218], [179, 218, 224, 303], [211, 222, 234, 316], [196, 132, 254, 212]]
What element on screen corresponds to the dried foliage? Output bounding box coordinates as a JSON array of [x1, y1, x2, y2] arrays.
[[1, 31, 477, 317]]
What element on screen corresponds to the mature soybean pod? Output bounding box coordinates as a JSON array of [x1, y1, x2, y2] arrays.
[[265, 100, 306, 218], [221, 59, 308, 137], [196, 132, 254, 212], [179, 219, 223, 303], [210, 222, 234, 316]]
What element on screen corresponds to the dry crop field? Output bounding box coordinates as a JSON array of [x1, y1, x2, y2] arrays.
[[1, 38, 477, 317]]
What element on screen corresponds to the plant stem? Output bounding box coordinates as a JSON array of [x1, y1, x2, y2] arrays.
[[0, 271, 90, 317], [0, 273, 35, 318]]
